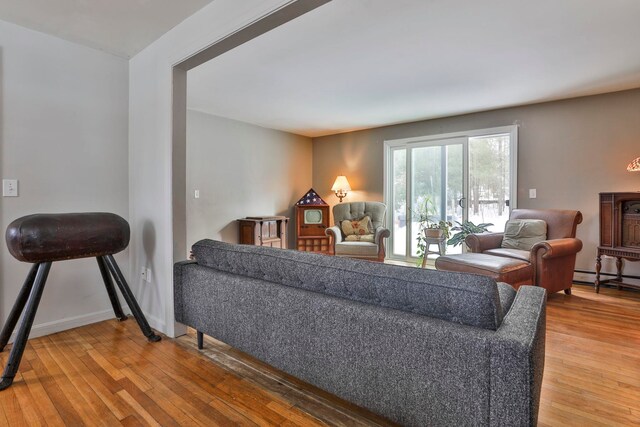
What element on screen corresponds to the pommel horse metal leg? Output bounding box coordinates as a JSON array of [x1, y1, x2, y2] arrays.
[[96, 256, 127, 321], [0, 264, 39, 353], [103, 255, 161, 342], [0, 262, 52, 390], [1, 212, 161, 391]]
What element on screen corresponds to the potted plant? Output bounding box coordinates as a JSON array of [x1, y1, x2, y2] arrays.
[[447, 220, 493, 249], [414, 198, 452, 266]]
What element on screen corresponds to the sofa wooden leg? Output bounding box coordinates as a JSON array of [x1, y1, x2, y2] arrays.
[[564, 288, 572, 295], [197, 331, 204, 349]]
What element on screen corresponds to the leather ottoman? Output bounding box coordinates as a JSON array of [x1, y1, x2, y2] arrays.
[[435, 253, 533, 288]]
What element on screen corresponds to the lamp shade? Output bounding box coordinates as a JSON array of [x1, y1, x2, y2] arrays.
[[628, 157, 640, 172], [331, 175, 352, 191]]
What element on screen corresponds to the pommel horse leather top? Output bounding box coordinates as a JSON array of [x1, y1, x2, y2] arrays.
[[6, 212, 129, 262], [0, 212, 161, 391]]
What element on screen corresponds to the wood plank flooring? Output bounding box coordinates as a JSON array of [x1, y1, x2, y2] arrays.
[[0, 284, 639, 426]]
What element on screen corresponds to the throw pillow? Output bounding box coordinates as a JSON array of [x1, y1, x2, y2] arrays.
[[341, 216, 373, 237], [501, 219, 547, 251], [345, 234, 375, 243]]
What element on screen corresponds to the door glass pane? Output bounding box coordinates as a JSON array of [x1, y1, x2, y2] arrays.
[[445, 144, 463, 255], [392, 149, 406, 256], [468, 134, 510, 233], [411, 146, 442, 257]]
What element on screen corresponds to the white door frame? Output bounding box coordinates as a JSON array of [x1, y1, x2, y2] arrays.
[[383, 125, 518, 263]]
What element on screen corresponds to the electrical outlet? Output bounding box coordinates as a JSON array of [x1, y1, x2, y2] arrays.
[[529, 189, 537, 199], [194, 190, 200, 199], [146, 268, 152, 283]]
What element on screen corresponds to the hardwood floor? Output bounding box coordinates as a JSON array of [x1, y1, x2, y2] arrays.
[[0, 284, 639, 426]]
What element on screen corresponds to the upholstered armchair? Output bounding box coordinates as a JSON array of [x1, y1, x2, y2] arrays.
[[466, 209, 583, 294], [325, 201, 390, 262]]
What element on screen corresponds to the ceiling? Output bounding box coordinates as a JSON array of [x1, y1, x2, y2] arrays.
[[0, 0, 213, 58], [187, 0, 640, 137]]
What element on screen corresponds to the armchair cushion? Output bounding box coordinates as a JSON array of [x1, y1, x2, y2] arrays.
[[345, 234, 375, 242], [341, 215, 373, 237], [484, 248, 530, 262], [335, 241, 379, 257], [501, 219, 547, 251]]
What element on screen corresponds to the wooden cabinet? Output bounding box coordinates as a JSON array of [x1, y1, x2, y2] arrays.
[[596, 192, 640, 292], [296, 205, 331, 253], [294, 189, 331, 254], [238, 216, 288, 249]]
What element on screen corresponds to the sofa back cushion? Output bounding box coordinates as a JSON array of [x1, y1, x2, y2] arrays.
[[192, 239, 507, 330]]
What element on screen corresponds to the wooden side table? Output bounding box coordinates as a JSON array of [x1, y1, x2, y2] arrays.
[[596, 192, 640, 292], [595, 247, 640, 293]]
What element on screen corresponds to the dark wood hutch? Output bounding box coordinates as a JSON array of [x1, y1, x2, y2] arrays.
[[596, 192, 640, 292]]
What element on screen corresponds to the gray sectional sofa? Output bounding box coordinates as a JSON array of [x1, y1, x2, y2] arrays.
[[174, 239, 546, 426]]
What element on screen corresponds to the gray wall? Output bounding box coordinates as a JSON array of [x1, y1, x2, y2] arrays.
[[186, 110, 312, 250], [0, 20, 130, 336], [312, 88, 640, 277]]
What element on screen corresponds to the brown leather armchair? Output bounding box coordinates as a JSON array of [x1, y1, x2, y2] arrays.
[[466, 209, 583, 294]]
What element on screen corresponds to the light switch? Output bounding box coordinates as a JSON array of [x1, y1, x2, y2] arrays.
[[2, 179, 18, 197], [529, 189, 537, 199], [194, 190, 200, 199]]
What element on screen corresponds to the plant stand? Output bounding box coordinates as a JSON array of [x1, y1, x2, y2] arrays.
[[421, 230, 447, 268]]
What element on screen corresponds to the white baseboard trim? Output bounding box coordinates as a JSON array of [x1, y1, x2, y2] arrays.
[[6, 307, 166, 344], [8, 309, 119, 344]]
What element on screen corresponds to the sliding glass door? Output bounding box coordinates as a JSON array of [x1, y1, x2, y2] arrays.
[[385, 126, 517, 263]]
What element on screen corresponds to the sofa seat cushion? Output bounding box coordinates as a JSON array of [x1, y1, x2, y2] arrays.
[[435, 253, 533, 289], [192, 239, 507, 330], [484, 248, 530, 262], [335, 241, 378, 256]]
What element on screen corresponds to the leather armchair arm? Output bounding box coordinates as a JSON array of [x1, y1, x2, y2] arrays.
[[531, 238, 583, 259], [465, 233, 504, 253], [325, 226, 343, 244], [374, 226, 391, 245]]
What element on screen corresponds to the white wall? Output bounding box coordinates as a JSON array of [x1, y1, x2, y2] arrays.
[[0, 20, 129, 338], [128, 0, 293, 336], [186, 110, 312, 249]]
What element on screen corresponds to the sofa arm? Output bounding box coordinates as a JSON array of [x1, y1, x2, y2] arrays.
[[325, 226, 343, 244], [491, 285, 547, 426], [531, 238, 583, 259], [374, 226, 391, 245], [465, 232, 504, 253], [173, 260, 197, 323]]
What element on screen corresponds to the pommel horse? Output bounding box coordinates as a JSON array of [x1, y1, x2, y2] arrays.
[[0, 212, 161, 390]]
